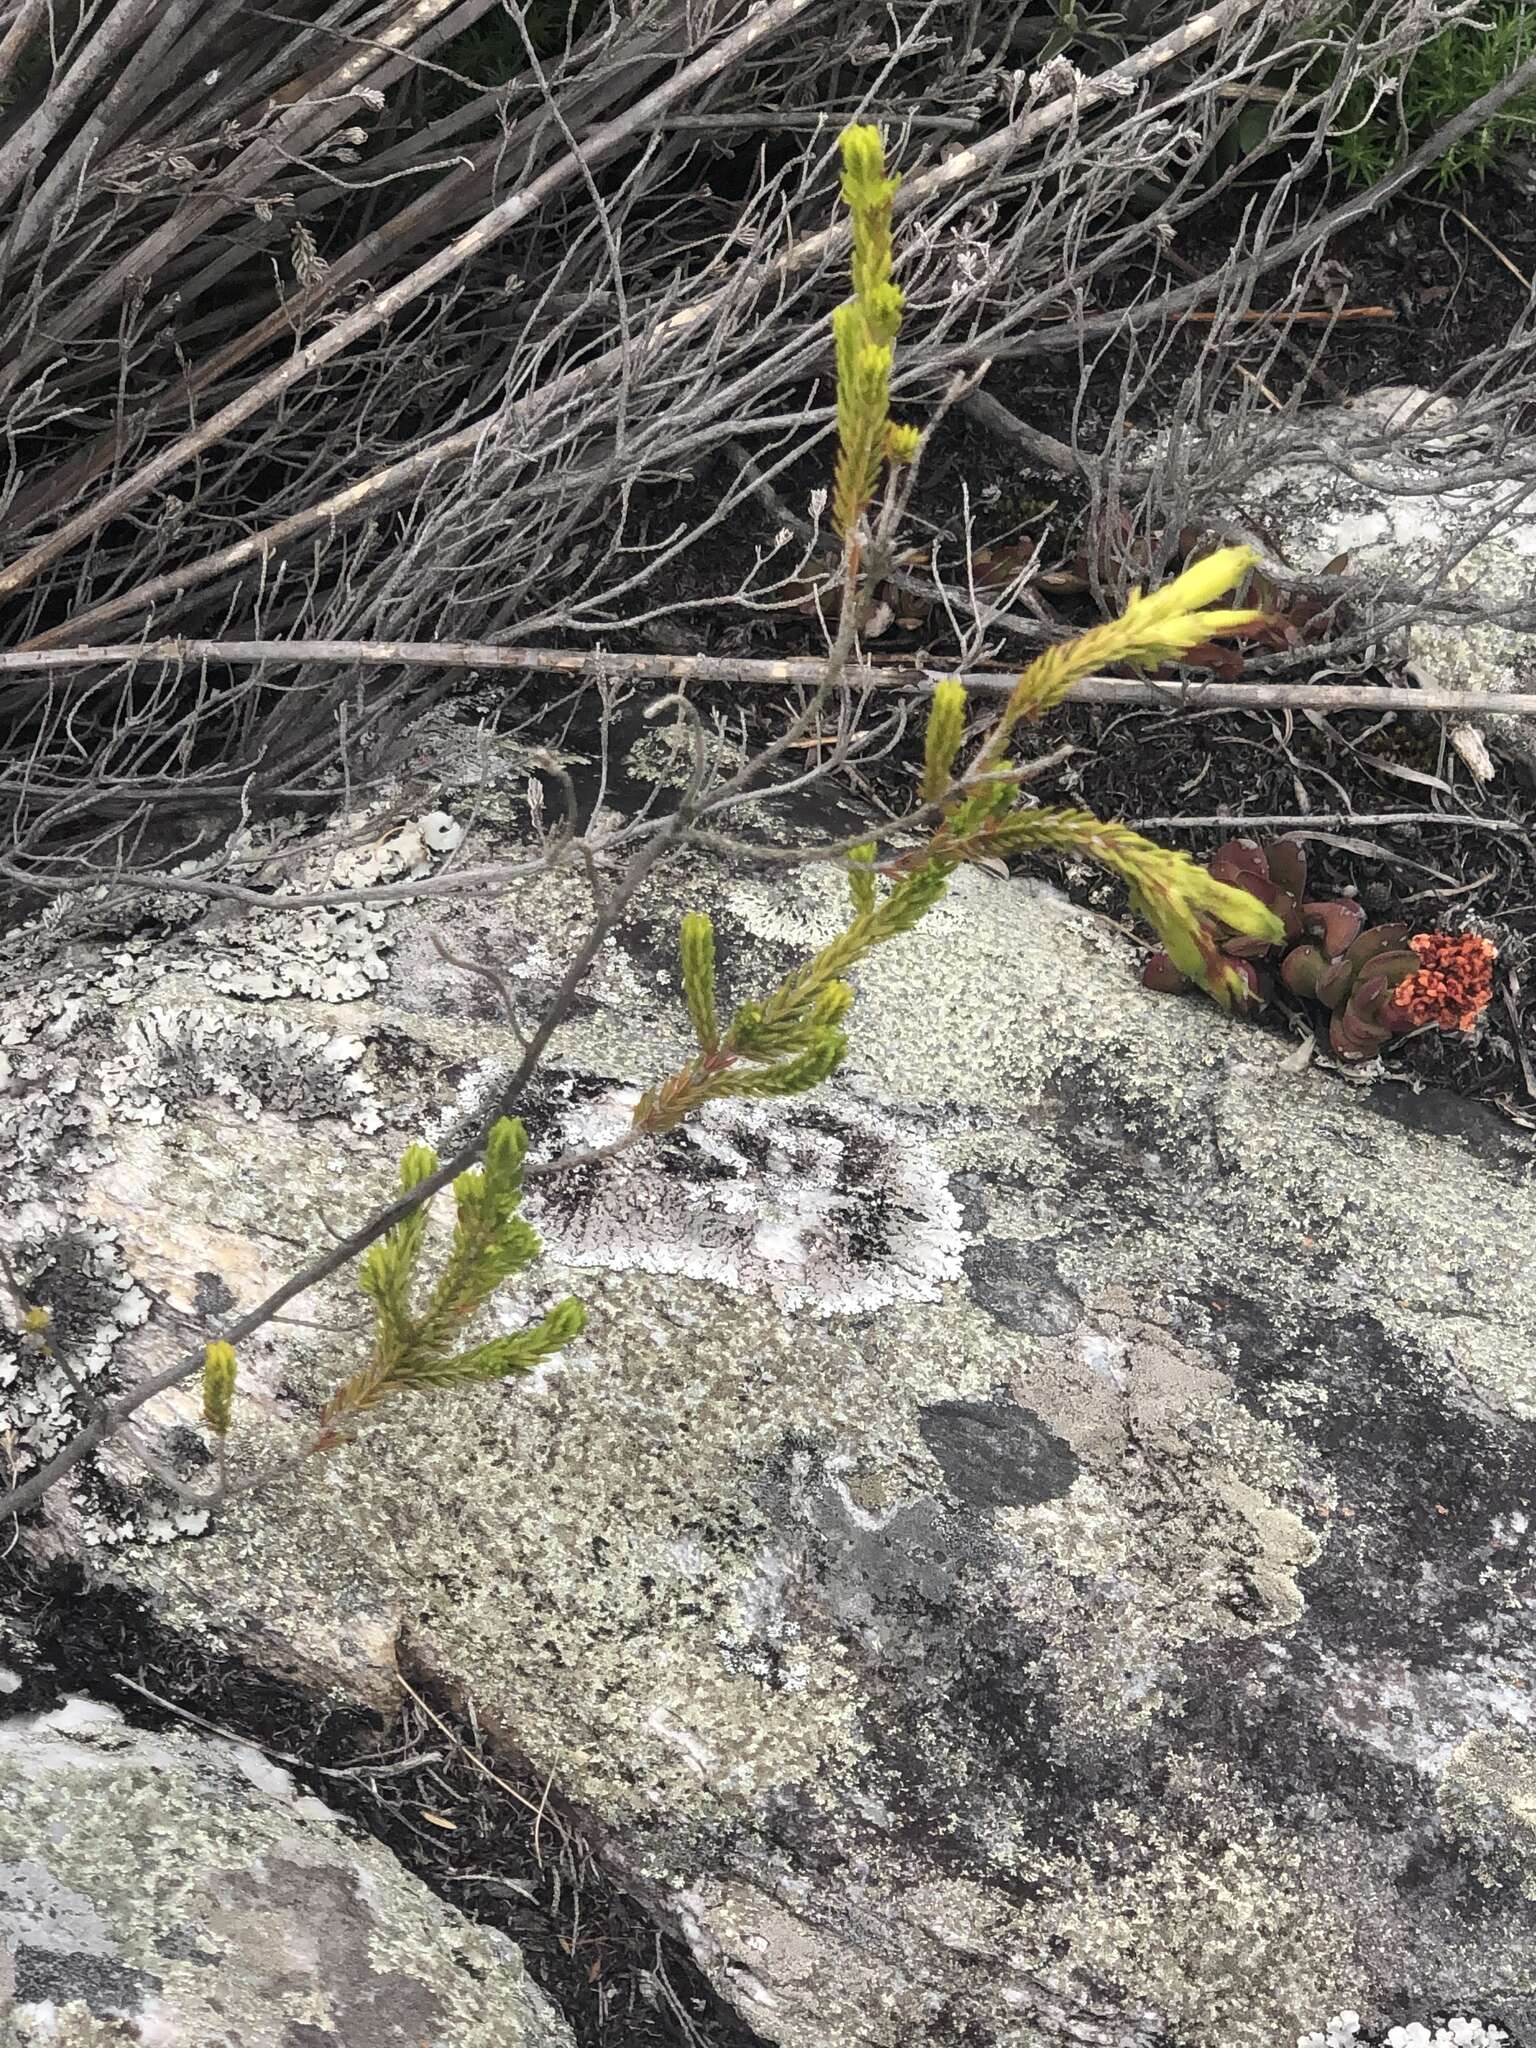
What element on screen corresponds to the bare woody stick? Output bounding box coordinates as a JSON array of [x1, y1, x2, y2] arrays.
[[3, 637, 1536, 718]]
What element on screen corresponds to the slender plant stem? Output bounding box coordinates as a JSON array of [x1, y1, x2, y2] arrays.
[[1127, 810, 1527, 835]]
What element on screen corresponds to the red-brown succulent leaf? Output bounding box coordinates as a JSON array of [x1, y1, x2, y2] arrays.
[[1280, 944, 1327, 999], [1266, 838, 1308, 902], [1175, 641, 1247, 680], [1313, 956, 1357, 1010], [1141, 951, 1192, 995], [1229, 872, 1303, 942], [1350, 954, 1420, 1020], [1228, 958, 1263, 1007], [1302, 899, 1366, 958], [1330, 1007, 1391, 1060], [1343, 923, 1410, 970], [1209, 839, 1272, 888]]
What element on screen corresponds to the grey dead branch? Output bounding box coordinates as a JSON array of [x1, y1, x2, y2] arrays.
[[1, 0, 1536, 886]]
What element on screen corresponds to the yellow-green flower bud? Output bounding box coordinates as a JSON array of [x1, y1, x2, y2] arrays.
[[202, 1340, 237, 1437], [398, 1142, 439, 1192], [808, 979, 856, 1030], [922, 679, 968, 803], [847, 842, 878, 915], [885, 423, 921, 465], [680, 911, 719, 1051]]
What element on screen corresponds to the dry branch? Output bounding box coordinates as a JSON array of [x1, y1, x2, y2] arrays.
[[4, 636, 1536, 718], [5, 0, 1536, 889], [0, 0, 823, 609]]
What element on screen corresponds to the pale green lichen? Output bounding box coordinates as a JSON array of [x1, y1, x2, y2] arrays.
[[1439, 1729, 1536, 1896]]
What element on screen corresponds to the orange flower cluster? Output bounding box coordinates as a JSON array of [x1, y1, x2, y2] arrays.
[[1388, 932, 1498, 1034]]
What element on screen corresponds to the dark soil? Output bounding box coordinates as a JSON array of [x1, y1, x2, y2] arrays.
[[0, 1551, 766, 2048]]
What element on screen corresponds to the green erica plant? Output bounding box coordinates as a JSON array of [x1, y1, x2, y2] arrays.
[[199, 1117, 584, 1474], [1331, 2, 1536, 189], [637, 125, 1284, 1132], [189, 122, 1282, 1487]]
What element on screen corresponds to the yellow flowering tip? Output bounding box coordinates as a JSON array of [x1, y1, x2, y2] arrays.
[[1200, 874, 1286, 945], [21, 1304, 51, 1334], [839, 124, 899, 201], [1180, 605, 1267, 637], [1151, 544, 1258, 619], [886, 423, 921, 465], [1152, 607, 1269, 659], [840, 124, 884, 176], [201, 1339, 238, 1437]]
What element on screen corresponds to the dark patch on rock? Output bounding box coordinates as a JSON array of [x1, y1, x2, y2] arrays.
[[1161, 1632, 1425, 1833], [947, 1171, 993, 1238], [855, 1608, 1138, 1896], [192, 1269, 237, 1317], [961, 1228, 1081, 1337], [509, 1067, 621, 1151], [1205, 1294, 1535, 1660], [23, 1231, 126, 1366], [13, 1944, 158, 2016], [367, 1023, 458, 1086], [808, 1491, 975, 1647], [616, 903, 801, 1018], [1364, 1078, 1536, 1178], [1163, 1630, 1536, 1949], [165, 1424, 215, 1472], [919, 1397, 1080, 1510], [755, 1436, 1115, 1894], [1042, 1054, 1229, 1209], [155, 1925, 223, 1966]]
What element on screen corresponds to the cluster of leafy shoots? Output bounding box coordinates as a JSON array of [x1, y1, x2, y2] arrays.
[[1330, 1, 1536, 190], [314, 1119, 584, 1450], [638, 129, 1287, 1128], [633, 863, 950, 1134], [200, 1120, 585, 1464], [193, 123, 1295, 1479], [831, 124, 921, 545], [1143, 837, 1498, 1058]]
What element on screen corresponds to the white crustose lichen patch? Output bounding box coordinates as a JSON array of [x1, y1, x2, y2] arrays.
[[0, 1220, 150, 1477], [1298, 2013, 1509, 2048], [98, 1007, 381, 1132], [189, 811, 461, 1001], [525, 1082, 966, 1315]]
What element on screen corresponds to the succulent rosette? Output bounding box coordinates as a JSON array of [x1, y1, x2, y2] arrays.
[[1142, 836, 1497, 1060]]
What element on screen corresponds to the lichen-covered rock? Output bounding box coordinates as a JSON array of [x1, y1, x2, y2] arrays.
[[1239, 383, 1536, 776], [4, 712, 1536, 2047], [0, 1693, 572, 2047]]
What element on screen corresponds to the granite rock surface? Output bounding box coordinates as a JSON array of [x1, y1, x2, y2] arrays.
[[2, 712, 1534, 2046], [0, 1691, 572, 2047]]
